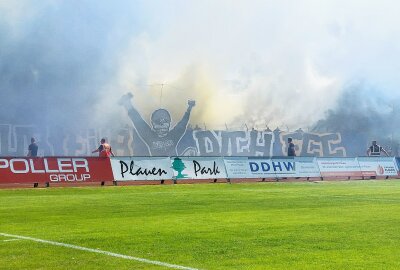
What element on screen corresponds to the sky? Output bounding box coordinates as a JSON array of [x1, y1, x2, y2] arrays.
[[1, 0, 400, 131]]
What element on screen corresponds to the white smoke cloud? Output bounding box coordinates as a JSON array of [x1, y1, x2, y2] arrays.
[[114, 0, 400, 129], [1, 0, 400, 132]]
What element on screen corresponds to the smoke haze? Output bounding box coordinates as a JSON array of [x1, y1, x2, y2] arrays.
[[312, 81, 400, 154], [1, 0, 400, 136]]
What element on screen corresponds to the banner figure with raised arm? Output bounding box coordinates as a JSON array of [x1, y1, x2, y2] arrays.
[[119, 93, 195, 156]]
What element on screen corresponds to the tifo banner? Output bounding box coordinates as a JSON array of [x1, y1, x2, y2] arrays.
[[111, 157, 173, 181], [317, 157, 362, 178], [170, 157, 227, 180], [357, 157, 398, 177], [0, 157, 114, 184], [295, 157, 321, 178], [0, 123, 348, 157]]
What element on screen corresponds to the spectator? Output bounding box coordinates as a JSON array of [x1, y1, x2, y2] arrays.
[[367, 140, 389, 156], [27, 137, 38, 157], [287, 137, 296, 156], [92, 138, 115, 157]]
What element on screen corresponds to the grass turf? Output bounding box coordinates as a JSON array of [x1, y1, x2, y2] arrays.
[[1, 180, 400, 269]]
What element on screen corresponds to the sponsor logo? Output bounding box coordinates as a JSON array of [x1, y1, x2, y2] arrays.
[[49, 174, 91, 182], [249, 161, 295, 172], [0, 158, 91, 182], [171, 157, 188, 179], [119, 160, 168, 178], [377, 165, 384, 175], [383, 166, 397, 174], [193, 160, 220, 176], [171, 158, 222, 179]]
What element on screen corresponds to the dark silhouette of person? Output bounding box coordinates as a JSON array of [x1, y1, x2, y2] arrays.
[[119, 93, 195, 156], [27, 137, 38, 157], [287, 137, 296, 156], [367, 140, 389, 156]]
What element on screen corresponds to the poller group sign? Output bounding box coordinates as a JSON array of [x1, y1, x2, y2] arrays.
[[0, 157, 114, 183]]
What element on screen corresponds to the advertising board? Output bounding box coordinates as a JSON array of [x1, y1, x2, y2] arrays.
[[357, 157, 398, 177], [224, 157, 297, 178], [223, 157, 249, 178], [295, 157, 321, 177], [0, 157, 114, 183], [111, 157, 173, 180], [317, 157, 362, 177]]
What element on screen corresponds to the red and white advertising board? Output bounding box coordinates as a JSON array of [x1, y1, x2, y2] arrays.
[[0, 157, 114, 184], [357, 157, 398, 177]]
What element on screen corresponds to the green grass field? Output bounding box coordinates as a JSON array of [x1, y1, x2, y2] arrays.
[[1, 180, 400, 269]]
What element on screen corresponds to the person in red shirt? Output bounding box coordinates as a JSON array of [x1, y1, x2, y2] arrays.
[[92, 138, 115, 157]]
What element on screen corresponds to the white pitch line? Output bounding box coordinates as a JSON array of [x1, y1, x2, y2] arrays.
[[3, 238, 21, 242], [0, 233, 199, 270]]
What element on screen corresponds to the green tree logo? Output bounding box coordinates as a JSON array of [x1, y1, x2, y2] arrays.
[[172, 157, 188, 179]]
